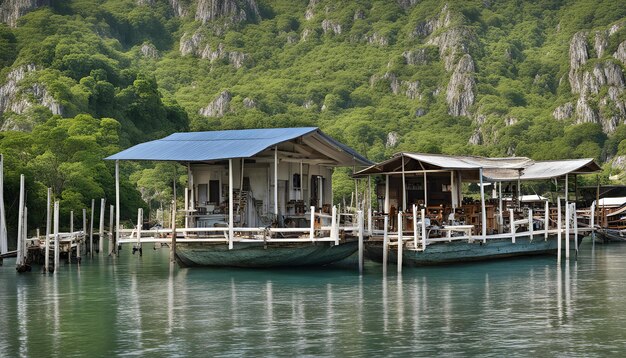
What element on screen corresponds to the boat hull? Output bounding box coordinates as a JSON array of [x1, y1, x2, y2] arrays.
[[175, 240, 358, 268], [366, 234, 582, 266], [596, 229, 626, 243]]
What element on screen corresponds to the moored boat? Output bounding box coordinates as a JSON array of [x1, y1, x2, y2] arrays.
[[354, 153, 600, 268], [106, 127, 371, 268]]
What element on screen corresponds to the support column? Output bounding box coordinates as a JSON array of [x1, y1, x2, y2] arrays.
[[89, 199, 94, 257], [53, 201, 59, 272], [397, 212, 403, 272], [382, 215, 389, 273], [565, 201, 570, 258], [109, 205, 114, 256], [358, 210, 364, 274], [479, 168, 487, 241], [423, 172, 428, 208], [557, 197, 562, 262], [45, 188, 51, 273], [229, 159, 234, 250], [274, 147, 278, 217], [99, 198, 105, 254], [401, 154, 406, 211], [544, 200, 549, 240], [0, 154, 6, 258], [170, 199, 177, 263], [384, 175, 389, 213], [115, 160, 120, 255], [16, 174, 25, 268], [498, 182, 503, 233]]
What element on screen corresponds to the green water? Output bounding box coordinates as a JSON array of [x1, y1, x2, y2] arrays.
[[1, 240, 626, 357]]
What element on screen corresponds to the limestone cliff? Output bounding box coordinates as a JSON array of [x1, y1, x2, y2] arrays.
[[0, 0, 48, 27], [195, 0, 259, 24], [199, 90, 231, 117]]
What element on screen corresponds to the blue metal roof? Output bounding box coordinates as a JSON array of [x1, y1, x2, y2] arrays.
[[106, 127, 371, 165]]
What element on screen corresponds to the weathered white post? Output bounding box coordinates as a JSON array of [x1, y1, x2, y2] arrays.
[[0, 154, 6, 259], [573, 203, 579, 255], [53, 201, 60, 272], [115, 160, 120, 256], [136, 208, 142, 256], [16, 174, 25, 268], [412, 205, 418, 249], [565, 199, 570, 259], [384, 175, 389, 214], [590, 201, 596, 241], [228, 159, 234, 250], [557, 197, 562, 262], [79, 208, 86, 263], [543, 200, 550, 241], [44, 188, 51, 273], [509, 208, 515, 243], [397, 212, 403, 273], [479, 168, 487, 242], [367, 207, 372, 236], [331, 205, 338, 245], [383, 215, 389, 273], [109, 205, 114, 256], [421, 208, 427, 249], [99, 198, 105, 254], [528, 209, 533, 241], [89, 199, 95, 257], [358, 210, 364, 274], [309, 206, 315, 242], [170, 199, 177, 263]]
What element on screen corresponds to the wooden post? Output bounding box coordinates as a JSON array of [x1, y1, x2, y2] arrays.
[[332, 205, 338, 245], [16, 174, 25, 268], [68, 210, 73, 264], [421, 208, 426, 249], [397, 212, 403, 272], [528, 209, 533, 241], [498, 182, 503, 233], [367, 207, 372, 236], [44, 188, 51, 273], [53, 201, 59, 273], [228, 159, 234, 250], [358, 210, 364, 274], [0, 154, 6, 258], [384, 174, 389, 214], [557, 197, 562, 262], [590, 201, 596, 241], [89, 199, 94, 257], [401, 155, 406, 211], [115, 160, 120, 256], [565, 199, 570, 259], [79, 208, 85, 263], [412, 204, 418, 249], [479, 168, 487, 241], [309, 206, 315, 241], [184, 187, 189, 234], [423, 171, 428, 207], [543, 200, 550, 241], [136, 208, 142, 256], [109, 205, 114, 256], [99, 198, 105, 254], [573, 203, 579, 255], [274, 147, 278, 217], [383, 215, 389, 273], [509, 208, 515, 243], [170, 199, 177, 263]]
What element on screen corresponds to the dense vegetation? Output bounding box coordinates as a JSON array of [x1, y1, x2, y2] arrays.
[[0, 0, 625, 244]]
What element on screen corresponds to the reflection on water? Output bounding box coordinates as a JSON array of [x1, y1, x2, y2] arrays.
[[2, 241, 626, 355]]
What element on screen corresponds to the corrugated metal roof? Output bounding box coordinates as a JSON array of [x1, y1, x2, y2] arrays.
[[597, 197, 626, 208], [354, 152, 600, 181], [106, 127, 371, 165]]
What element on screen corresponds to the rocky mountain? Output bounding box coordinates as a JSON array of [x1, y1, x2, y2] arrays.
[[1, 0, 626, 171]]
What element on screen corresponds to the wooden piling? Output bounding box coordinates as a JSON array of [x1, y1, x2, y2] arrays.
[[544, 200, 549, 240], [79, 208, 85, 263], [412, 205, 418, 249], [16, 174, 25, 268], [383, 215, 389, 274], [136, 208, 142, 256], [0, 154, 7, 259], [573, 203, 578, 255], [565, 200, 570, 259], [89, 199, 94, 257], [109, 205, 115, 256], [99, 198, 105, 254], [529, 209, 533, 241], [421, 208, 426, 249], [170, 199, 177, 263], [557, 198, 562, 262], [331, 205, 338, 246], [358, 210, 364, 274], [397, 212, 403, 273], [509, 209, 515, 243], [44, 188, 51, 273], [53, 201, 59, 272]]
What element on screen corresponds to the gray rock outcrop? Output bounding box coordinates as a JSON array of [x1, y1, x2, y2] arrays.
[[199, 91, 231, 117], [140, 43, 159, 58], [446, 54, 475, 117], [195, 0, 260, 24], [0, 65, 62, 123], [553, 102, 573, 120], [0, 0, 48, 27]]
